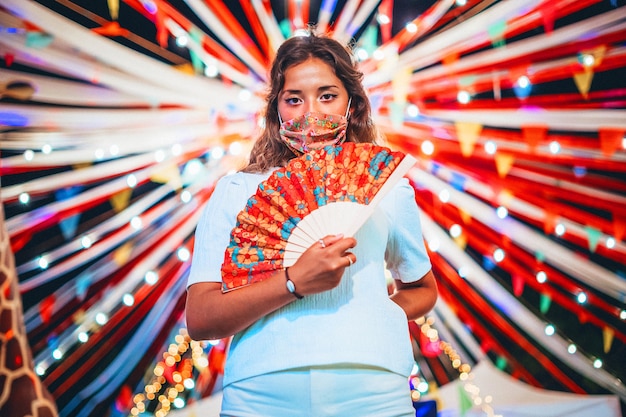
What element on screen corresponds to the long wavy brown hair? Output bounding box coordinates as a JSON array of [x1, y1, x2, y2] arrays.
[[242, 31, 380, 173]]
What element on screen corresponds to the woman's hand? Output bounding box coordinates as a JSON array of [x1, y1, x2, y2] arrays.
[[287, 234, 357, 296], [186, 234, 356, 340]]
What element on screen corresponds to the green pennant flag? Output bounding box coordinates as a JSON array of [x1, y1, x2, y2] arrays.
[[458, 383, 473, 415], [540, 293, 552, 314], [585, 225, 602, 252]]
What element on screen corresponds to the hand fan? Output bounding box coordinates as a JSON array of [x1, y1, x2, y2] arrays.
[[220, 142, 416, 291]]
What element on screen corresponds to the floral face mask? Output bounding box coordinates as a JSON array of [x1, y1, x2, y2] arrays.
[[279, 99, 351, 154]]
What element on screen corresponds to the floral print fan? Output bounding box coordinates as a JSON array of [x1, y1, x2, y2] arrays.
[[220, 142, 416, 292]]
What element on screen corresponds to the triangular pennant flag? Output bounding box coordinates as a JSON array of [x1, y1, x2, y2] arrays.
[[154, 6, 169, 48], [25, 31, 54, 48], [496, 355, 507, 370], [110, 189, 132, 213], [535, 251, 546, 263], [598, 127, 624, 157], [459, 209, 472, 225], [76, 274, 93, 301], [494, 152, 515, 178], [389, 101, 405, 129], [573, 69, 594, 99], [113, 241, 134, 266], [189, 27, 204, 74], [521, 124, 548, 153], [613, 216, 625, 242], [150, 163, 183, 190], [540, 1, 556, 34], [453, 234, 467, 250], [584, 225, 602, 252], [497, 189, 514, 206], [603, 327, 615, 353], [4, 53, 14, 67], [539, 293, 552, 314], [512, 274, 524, 297], [279, 19, 292, 38], [174, 63, 196, 75], [442, 51, 459, 67], [455, 121, 482, 157], [107, 0, 119, 20], [543, 211, 557, 234], [458, 383, 473, 415], [492, 71, 501, 101], [59, 214, 81, 240], [92, 22, 129, 37], [392, 66, 412, 105], [39, 295, 56, 324], [487, 20, 507, 48], [360, 25, 378, 55]]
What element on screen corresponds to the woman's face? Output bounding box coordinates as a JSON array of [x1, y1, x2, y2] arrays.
[[277, 57, 350, 123]]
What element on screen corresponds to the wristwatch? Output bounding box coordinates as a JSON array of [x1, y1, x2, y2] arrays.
[[284, 268, 303, 299]]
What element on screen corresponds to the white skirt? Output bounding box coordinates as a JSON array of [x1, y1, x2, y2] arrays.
[[220, 364, 415, 417]]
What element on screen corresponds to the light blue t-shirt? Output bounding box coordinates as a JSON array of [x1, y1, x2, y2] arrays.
[[187, 170, 432, 386]]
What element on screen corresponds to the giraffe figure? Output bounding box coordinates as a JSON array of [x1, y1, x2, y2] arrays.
[[0, 198, 58, 416]]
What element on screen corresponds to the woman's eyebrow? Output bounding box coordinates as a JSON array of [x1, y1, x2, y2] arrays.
[[282, 85, 340, 95]]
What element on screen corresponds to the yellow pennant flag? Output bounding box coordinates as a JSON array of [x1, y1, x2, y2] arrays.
[[494, 152, 515, 178], [110, 188, 132, 213], [603, 327, 614, 353], [455, 121, 482, 157], [392, 66, 412, 104], [151, 163, 183, 191], [497, 189, 514, 206], [107, 0, 119, 20], [453, 234, 467, 249], [113, 241, 134, 266], [573, 68, 593, 99], [459, 209, 472, 225]]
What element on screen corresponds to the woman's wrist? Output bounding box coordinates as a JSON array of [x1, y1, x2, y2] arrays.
[[284, 267, 303, 299]]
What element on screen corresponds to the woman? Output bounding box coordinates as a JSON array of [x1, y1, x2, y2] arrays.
[[186, 31, 438, 417]]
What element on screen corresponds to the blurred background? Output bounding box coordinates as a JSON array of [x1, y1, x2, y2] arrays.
[[1, 0, 625, 416]]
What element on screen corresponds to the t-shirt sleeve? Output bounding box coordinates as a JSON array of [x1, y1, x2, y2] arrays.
[[186, 173, 253, 288], [383, 178, 432, 283]]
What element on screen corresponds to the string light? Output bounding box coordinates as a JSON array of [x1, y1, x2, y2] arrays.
[[449, 224, 462, 238], [457, 90, 471, 104], [484, 140, 497, 154], [576, 292, 587, 304], [421, 140, 434, 155], [544, 324, 556, 336], [405, 22, 418, 33], [23, 149, 34, 160], [127, 174, 138, 188], [131, 329, 209, 416], [496, 206, 508, 219], [536, 271, 547, 283], [145, 270, 159, 285], [438, 188, 450, 203], [19, 192, 30, 204]]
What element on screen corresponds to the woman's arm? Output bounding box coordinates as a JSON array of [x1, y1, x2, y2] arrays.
[[185, 234, 357, 340], [389, 270, 438, 321]]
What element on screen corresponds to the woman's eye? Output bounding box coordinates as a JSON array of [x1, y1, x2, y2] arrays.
[[285, 97, 301, 105], [320, 93, 337, 101]]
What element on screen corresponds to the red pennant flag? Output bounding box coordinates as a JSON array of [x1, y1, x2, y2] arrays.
[[512, 274, 525, 297], [4, 53, 14, 67], [613, 216, 625, 242], [598, 128, 624, 157], [39, 295, 56, 324], [540, 1, 556, 34], [92, 21, 129, 37], [521, 124, 548, 153]]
